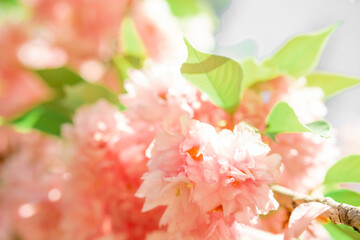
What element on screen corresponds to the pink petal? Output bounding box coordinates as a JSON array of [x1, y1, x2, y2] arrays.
[[284, 202, 330, 240]]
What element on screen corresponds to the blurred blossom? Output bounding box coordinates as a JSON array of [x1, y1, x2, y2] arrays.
[[338, 122, 360, 156], [79, 60, 106, 82], [18, 39, 67, 69], [0, 127, 64, 240], [59, 100, 164, 240]]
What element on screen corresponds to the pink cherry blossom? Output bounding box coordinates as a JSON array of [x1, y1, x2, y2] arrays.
[[121, 61, 195, 135], [137, 119, 281, 239], [271, 132, 337, 193], [0, 25, 28, 69], [60, 100, 164, 240], [17, 39, 67, 69], [131, 0, 186, 61], [285, 202, 331, 240], [255, 206, 330, 240], [25, 0, 128, 65], [337, 122, 360, 157], [0, 25, 49, 117], [231, 218, 329, 240], [21, 0, 191, 69], [233, 223, 283, 240], [0, 127, 64, 240], [0, 69, 49, 117]]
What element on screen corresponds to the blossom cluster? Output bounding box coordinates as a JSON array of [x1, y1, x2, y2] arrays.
[[0, 0, 351, 239]]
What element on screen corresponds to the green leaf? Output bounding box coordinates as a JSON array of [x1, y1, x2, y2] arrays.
[[166, 0, 201, 17], [119, 16, 147, 58], [10, 81, 125, 136], [241, 58, 279, 89], [1, 0, 19, 5], [322, 156, 360, 206], [0, 0, 19, 9], [324, 155, 360, 184], [325, 189, 360, 206], [305, 121, 331, 137], [306, 72, 360, 99], [181, 38, 243, 114], [324, 223, 360, 240], [265, 101, 330, 141], [61, 83, 125, 111], [11, 100, 72, 136], [264, 23, 339, 77], [0, 0, 28, 22], [35, 67, 84, 94]]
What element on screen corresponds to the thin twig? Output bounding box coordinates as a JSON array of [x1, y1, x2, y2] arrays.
[[271, 184, 360, 232]]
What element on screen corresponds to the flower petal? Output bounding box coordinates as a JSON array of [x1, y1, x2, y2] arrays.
[[284, 202, 330, 240]]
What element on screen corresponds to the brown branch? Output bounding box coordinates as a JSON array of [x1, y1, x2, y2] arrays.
[[271, 184, 360, 233]]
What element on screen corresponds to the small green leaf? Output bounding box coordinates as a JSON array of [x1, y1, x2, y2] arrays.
[[11, 100, 72, 136], [181, 38, 243, 114], [265, 101, 330, 141], [324, 223, 360, 240], [35, 67, 84, 94], [306, 72, 360, 99], [166, 0, 201, 17], [305, 121, 331, 137], [264, 23, 339, 77], [119, 16, 147, 58], [324, 155, 360, 184], [241, 58, 279, 89], [61, 83, 125, 111]]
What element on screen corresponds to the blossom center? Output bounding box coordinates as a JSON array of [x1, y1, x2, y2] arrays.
[[186, 146, 203, 162]]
